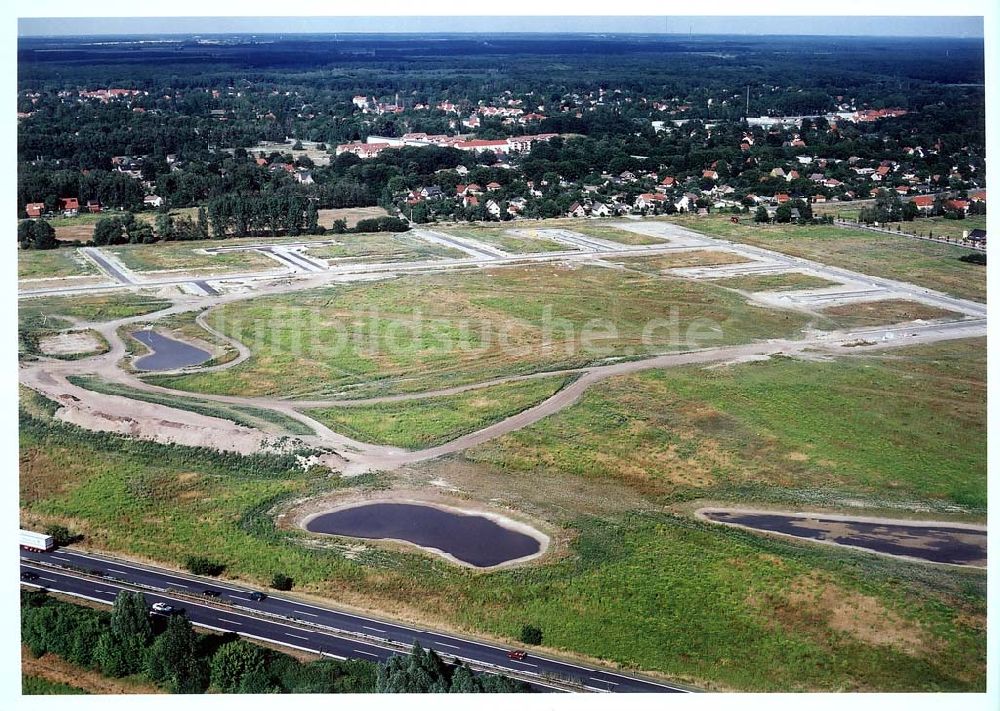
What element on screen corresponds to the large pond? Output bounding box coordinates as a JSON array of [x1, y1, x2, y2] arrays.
[[304, 502, 545, 568], [700, 509, 986, 567], [132, 330, 211, 371]]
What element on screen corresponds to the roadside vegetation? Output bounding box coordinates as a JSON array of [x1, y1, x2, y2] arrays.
[[21, 590, 527, 694], [306, 375, 572, 448], [147, 264, 812, 399], [21, 674, 89, 695]]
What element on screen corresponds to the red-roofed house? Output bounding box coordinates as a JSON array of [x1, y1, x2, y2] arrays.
[[945, 199, 970, 214], [59, 197, 79, 215], [486, 182, 502, 192], [634, 193, 667, 209], [25, 203, 45, 218], [702, 170, 718, 181], [969, 190, 986, 203], [774, 193, 790, 204], [660, 176, 676, 187], [911, 196, 935, 212]]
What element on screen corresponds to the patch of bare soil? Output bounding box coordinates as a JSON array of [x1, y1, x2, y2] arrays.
[[768, 573, 932, 655], [38, 330, 104, 357], [22, 648, 162, 694]]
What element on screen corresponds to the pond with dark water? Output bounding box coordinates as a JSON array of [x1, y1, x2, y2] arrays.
[[701, 509, 986, 566], [132, 330, 211, 371], [305, 502, 543, 567]]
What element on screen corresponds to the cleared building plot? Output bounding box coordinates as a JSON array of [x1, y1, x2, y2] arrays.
[[610, 250, 754, 272], [816, 299, 967, 329], [18, 248, 99, 281], [437, 226, 567, 254], [708, 273, 841, 292], [108, 242, 280, 276], [306, 233, 466, 263], [572, 223, 669, 246]]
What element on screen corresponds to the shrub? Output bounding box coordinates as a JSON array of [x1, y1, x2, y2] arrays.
[[519, 624, 543, 645], [185, 556, 226, 576], [270, 573, 294, 591]]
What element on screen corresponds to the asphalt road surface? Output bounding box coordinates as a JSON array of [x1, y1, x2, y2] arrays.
[[20, 548, 687, 693]]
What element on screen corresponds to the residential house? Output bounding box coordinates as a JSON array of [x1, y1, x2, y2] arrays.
[[24, 202, 45, 218], [568, 202, 588, 218], [86, 200, 102, 214], [485, 199, 502, 218], [143, 195, 164, 208], [59, 197, 79, 216], [590, 202, 611, 217], [634, 193, 667, 210]]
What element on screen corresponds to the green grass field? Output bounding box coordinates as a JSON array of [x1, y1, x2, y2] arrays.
[[709, 273, 840, 292], [147, 264, 812, 399], [664, 215, 986, 302], [306, 376, 571, 448], [468, 338, 986, 509], [18, 248, 98, 280], [306, 233, 464, 262], [439, 226, 566, 253]]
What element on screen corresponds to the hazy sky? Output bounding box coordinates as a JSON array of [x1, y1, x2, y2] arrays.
[[17, 15, 985, 38]]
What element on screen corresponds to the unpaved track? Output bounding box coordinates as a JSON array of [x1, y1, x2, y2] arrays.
[[19, 220, 987, 475]]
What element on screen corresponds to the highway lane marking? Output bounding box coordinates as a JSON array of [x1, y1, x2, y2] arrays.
[[51, 556, 71, 562], [590, 678, 618, 686], [434, 642, 459, 649], [294, 610, 319, 617], [363, 626, 388, 633], [221, 619, 243, 626], [107, 569, 130, 576], [38, 577, 57, 582], [508, 660, 538, 668], [285, 633, 310, 641], [353, 650, 379, 658]]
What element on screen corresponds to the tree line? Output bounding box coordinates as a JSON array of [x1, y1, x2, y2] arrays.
[[21, 590, 530, 694]]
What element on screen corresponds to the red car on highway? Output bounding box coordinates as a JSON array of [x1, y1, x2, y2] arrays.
[[507, 650, 527, 661]]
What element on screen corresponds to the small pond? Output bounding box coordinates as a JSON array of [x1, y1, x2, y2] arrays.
[[132, 330, 211, 371], [700, 509, 986, 566], [304, 502, 544, 568]]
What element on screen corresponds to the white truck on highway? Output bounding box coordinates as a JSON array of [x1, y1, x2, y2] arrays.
[[19, 529, 54, 552]]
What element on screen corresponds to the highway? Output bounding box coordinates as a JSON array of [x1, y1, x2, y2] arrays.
[[20, 548, 687, 693]]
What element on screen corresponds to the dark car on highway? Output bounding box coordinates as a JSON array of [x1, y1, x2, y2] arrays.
[[248, 591, 267, 602], [202, 589, 222, 598], [20, 571, 39, 581]]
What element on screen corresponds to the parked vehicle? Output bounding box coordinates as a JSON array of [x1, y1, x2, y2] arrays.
[[19, 529, 54, 552]]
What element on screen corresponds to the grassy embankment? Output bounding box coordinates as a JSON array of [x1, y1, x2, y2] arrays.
[[708, 273, 840, 292], [663, 214, 986, 302], [145, 263, 812, 399], [19, 338, 986, 691], [305, 375, 572, 448]]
